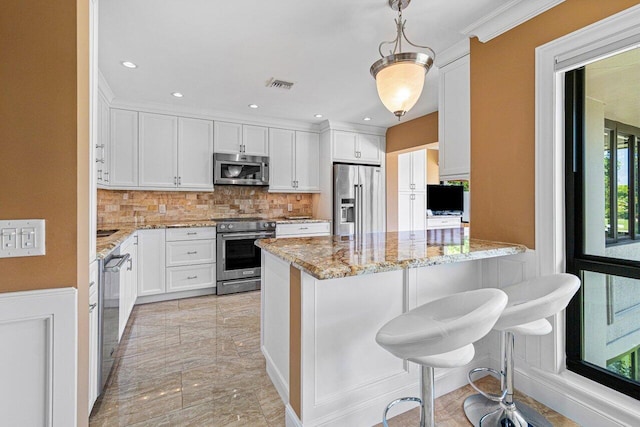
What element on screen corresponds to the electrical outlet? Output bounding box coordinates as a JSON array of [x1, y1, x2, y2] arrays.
[[0, 219, 45, 258], [288, 204, 293, 212], [159, 204, 167, 214]]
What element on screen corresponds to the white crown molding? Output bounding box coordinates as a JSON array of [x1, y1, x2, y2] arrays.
[[108, 97, 321, 133], [318, 119, 387, 136], [97, 71, 115, 103], [462, 0, 566, 43], [435, 38, 470, 68]]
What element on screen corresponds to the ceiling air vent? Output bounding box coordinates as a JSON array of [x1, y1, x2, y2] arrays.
[[266, 78, 294, 90]]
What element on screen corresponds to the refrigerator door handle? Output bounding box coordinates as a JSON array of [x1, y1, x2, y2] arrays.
[[354, 184, 360, 237], [358, 184, 364, 236]]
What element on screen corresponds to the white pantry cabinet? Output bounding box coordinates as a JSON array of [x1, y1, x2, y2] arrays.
[[109, 109, 139, 187], [214, 121, 268, 156], [269, 128, 320, 192], [398, 150, 427, 232], [332, 130, 383, 165], [137, 229, 166, 297], [438, 54, 470, 179]]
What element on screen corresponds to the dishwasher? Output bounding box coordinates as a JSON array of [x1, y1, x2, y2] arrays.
[[97, 247, 130, 395]]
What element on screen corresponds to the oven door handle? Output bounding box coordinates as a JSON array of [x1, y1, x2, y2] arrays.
[[220, 232, 275, 240]]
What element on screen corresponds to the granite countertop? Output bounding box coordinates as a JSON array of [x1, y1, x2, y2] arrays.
[[96, 217, 331, 259], [256, 228, 527, 280]]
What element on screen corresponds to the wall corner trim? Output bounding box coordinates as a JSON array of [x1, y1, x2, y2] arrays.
[[461, 0, 566, 43]]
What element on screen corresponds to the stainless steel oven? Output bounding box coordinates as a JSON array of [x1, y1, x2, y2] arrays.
[[216, 218, 276, 295], [214, 153, 269, 186]]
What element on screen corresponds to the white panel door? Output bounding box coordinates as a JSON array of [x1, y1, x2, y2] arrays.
[[295, 131, 320, 191], [243, 125, 269, 156], [214, 121, 242, 154], [109, 109, 138, 187], [398, 151, 412, 192], [357, 134, 382, 164], [178, 117, 214, 189], [268, 128, 295, 191], [439, 54, 470, 178], [137, 229, 166, 297], [412, 191, 427, 231], [332, 131, 358, 162], [88, 260, 99, 411], [398, 192, 413, 232], [139, 113, 178, 188]]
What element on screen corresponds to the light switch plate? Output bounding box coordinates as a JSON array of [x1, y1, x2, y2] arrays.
[[0, 219, 45, 258]]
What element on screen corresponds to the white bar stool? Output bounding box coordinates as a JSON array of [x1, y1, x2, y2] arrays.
[[463, 273, 581, 427], [376, 288, 508, 427]]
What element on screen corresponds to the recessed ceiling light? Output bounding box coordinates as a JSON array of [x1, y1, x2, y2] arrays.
[[314, 114, 323, 118], [121, 61, 137, 69], [248, 104, 259, 109], [363, 117, 372, 121], [172, 92, 184, 98]]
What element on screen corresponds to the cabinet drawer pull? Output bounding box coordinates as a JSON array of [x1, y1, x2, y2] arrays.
[[187, 275, 198, 280], [187, 232, 197, 235], [187, 251, 198, 255], [89, 281, 96, 289], [89, 303, 97, 312], [299, 227, 308, 230]]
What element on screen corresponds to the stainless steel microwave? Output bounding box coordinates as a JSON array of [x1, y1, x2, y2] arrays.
[[213, 153, 269, 186]]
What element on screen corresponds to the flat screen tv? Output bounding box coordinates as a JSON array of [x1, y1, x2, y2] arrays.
[[427, 184, 464, 213]]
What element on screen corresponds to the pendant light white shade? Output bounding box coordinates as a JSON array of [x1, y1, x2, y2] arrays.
[[370, 52, 433, 119]]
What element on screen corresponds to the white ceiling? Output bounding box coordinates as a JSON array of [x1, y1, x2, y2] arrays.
[[586, 47, 640, 129], [99, 0, 506, 128]]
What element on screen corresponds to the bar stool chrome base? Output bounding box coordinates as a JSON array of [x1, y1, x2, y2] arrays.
[[463, 394, 552, 427], [382, 365, 434, 427]]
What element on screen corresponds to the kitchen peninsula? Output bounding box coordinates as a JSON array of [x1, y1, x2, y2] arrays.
[[257, 229, 526, 427]]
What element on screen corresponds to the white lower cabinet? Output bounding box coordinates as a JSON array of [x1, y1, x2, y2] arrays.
[[426, 215, 462, 229], [88, 260, 99, 412], [138, 229, 166, 296], [119, 233, 138, 339], [275, 222, 331, 238], [137, 227, 217, 300]]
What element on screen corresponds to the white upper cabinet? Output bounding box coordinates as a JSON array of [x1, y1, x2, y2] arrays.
[[268, 128, 295, 191], [438, 54, 470, 179], [294, 131, 320, 191], [243, 125, 269, 156], [214, 121, 243, 154], [214, 122, 268, 156], [96, 96, 110, 187], [139, 112, 178, 188], [178, 117, 214, 189], [109, 109, 139, 187], [332, 130, 382, 165], [268, 128, 320, 193]]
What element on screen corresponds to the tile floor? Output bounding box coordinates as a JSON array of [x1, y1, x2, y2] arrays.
[[89, 291, 577, 426]]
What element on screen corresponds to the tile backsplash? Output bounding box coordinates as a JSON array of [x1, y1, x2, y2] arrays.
[[97, 188, 314, 226]]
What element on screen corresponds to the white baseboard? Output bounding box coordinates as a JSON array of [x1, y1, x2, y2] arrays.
[[135, 287, 215, 304], [515, 367, 640, 427], [263, 346, 289, 403], [285, 404, 303, 427]]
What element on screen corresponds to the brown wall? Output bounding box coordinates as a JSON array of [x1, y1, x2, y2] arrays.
[[385, 112, 439, 230], [470, 0, 638, 249], [0, 0, 89, 423], [427, 150, 439, 184]]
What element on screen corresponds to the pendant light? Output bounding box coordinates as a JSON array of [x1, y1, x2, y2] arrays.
[[370, 0, 435, 120]]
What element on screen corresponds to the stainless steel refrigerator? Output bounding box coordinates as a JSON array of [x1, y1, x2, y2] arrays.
[[334, 164, 385, 235]]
